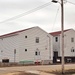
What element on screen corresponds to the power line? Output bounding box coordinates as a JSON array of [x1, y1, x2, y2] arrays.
[[52, 6, 60, 31], [67, 1, 75, 5], [0, 2, 52, 24]]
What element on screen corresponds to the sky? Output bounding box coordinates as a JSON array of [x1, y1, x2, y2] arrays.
[[0, 0, 75, 35]]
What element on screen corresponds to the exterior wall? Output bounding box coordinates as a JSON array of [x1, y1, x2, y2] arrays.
[[0, 35, 19, 62], [0, 27, 53, 64], [60, 29, 75, 57], [53, 35, 60, 56], [18, 27, 52, 64], [52, 29, 75, 63]]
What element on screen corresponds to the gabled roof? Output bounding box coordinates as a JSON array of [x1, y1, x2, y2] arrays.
[[50, 29, 71, 36], [0, 27, 36, 39]]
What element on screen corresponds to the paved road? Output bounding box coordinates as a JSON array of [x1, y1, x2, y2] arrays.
[[0, 64, 75, 75]]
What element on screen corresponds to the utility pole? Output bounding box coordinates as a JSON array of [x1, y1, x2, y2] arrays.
[[52, 0, 64, 74], [61, 0, 64, 74]]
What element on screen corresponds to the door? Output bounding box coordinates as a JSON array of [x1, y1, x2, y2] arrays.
[[34, 50, 41, 64], [54, 51, 58, 57]]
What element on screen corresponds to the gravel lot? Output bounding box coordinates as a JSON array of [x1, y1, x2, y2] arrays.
[[0, 64, 75, 75]]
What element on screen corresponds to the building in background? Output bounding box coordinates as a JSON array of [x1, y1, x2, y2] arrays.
[[50, 29, 75, 63], [0, 26, 53, 64]]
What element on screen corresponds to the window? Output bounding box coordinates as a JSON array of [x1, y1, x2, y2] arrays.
[[71, 48, 74, 52], [35, 51, 38, 55], [71, 38, 74, 42], [25, 49, 27, 52], [36, 37, 39, 43], [35, 50, 40, 56], [14, 49, 16, 54], [25, 36, 27, 38], [55, 37, 58, 42], [71, 49, 72, 52], [73, 49, 74, 52], [39, 52, 40, 55]]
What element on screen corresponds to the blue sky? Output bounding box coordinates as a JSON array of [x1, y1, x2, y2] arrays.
[[0, 0, 75, 35]]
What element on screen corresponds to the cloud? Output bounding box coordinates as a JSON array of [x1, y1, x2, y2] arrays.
[[64, 3, 75, 26], [0, 0, 75, 35], [0, 0, 51, 10]]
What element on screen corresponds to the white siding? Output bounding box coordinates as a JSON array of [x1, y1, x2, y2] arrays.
[[52, 29, 75, 58], [18, 27, 52, 62], [53, 35, 60, 56], [0, 35, 19, 62], [0, 27, 53, 64], [60, 29, 75, 56]]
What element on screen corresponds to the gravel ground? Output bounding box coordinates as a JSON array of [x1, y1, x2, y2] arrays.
[[0, 64, 75, 75], [1, 71, 54, 75], [1, 72, 39, 75]]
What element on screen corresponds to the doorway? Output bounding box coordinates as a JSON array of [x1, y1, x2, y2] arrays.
[[54, 51, 58, 57]]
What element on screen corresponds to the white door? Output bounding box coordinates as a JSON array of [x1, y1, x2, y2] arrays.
[[34, 49, 41, 62]]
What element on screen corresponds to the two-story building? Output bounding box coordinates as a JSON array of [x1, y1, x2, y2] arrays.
[[50, 29, 75, 63], [1, 26, 75, 64], [0, 26, 53, 64]]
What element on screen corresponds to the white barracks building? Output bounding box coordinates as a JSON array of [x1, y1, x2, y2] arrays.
[[0, 27, 53, 64], [50, 29, 75, 63]]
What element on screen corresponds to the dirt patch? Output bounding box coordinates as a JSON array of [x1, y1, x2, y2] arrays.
[[2, 72, 39, 75], [39, 69, 75, 75], [51, 69, 75, 75], [17, 72, 39, 75]]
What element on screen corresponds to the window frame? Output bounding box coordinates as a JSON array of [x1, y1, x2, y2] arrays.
[[35, 51, 38, 55], [71, 37, 74, 42], [71, 48, 75, 52], [36, 37, 39, 43], [35, 49, 40, 56], [55, 36, 58, 42], [25, 36, 27, 38], [25, 49, 27, 52]]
